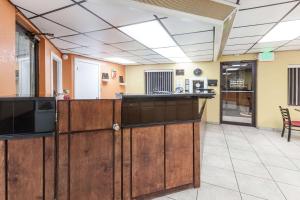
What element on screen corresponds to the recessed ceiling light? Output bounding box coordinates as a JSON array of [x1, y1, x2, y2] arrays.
[[153, 47, 191, 63], [259, 20, 300, 43], [104, 57, 136, 64]]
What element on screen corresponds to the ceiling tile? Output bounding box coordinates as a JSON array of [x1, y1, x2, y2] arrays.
[[128, 49, 157, 56], [286, 39, 300, 46], [11, 0, 73, 14], [174, 31, 213, 45], [142, 54, 167, 60], [190, 55, 213, 62], [161, 18, 213, 35], [86, 29, 132, 44], [223, 49, 247, 55], [108, 51, 137, 58], [44, 5, 111, 33], [283, 3, 300, 21], [181, 43, 213, 52], [111, 41, 147, 51], [150, 58, 173, 63], [224, 44, 253, 51], [185, 50, 213, 57], [226, 36, 261, 45], [50, 39, 81, 49], [233, 2, 297, 27], [230, 23, 274, 38], [68, 47, 100, 55], [276, 45, 300, 51], [82, 1, 156, 26], [247, 48, 266, 53], [30, 17, 77, 37], [62, 34, 104, 47], [252, 41, 286, 50], [89, 44, 122, 54], [18, 8, 36, 18], [239, 0, 294, 10]]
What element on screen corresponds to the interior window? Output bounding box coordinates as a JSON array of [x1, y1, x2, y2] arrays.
[[15, 24, 37, 97]]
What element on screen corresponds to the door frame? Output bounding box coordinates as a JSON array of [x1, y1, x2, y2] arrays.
[[219, 60, 257, 127], [50, 52, 63, 96], [74, 58, 101, 99]]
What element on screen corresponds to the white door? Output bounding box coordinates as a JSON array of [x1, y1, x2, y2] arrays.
[[75, 59, 100, 99]]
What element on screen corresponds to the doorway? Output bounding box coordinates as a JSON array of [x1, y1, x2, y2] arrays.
[[74, 58, 100, 99], [220, 61, 257, 126], [50, 52, 63, 97]]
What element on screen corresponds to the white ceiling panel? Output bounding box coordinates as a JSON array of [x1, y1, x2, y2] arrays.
[[224, 44, 253, 51], [230, 23, 274, 38], [161, 18, 213, 35], [44, 6, 111, 33], [174, 31, 213, 45], [239, 0, 293, 10], [252, 41, 286, 50], [69, 47, 100, 55], [89, 44, 121, 54], [82, 1, 156, 26], [108, 51, 137, 58], [276, 45, 300, 51], [181, 43, 213, 52], [283, 4, 300, 21], [30, 17, 77, 37], [111, 41, 147, 51], [18, 8, 36, 18], [223, 49, 247, 55], [190, 55, 213, 62], [226, 36, 261, 45], [11, 0, 72, 14], [150, 58, 173, 63], [185, 50, 213, 57], [128, 49, 156, 56], [142, 54, 167, 60], [62, 34, 104, 47], [286, 39, 300, 46], [50, 39, 81, 49], [233, 2, 297, 27], [87, 29, 132, 44]]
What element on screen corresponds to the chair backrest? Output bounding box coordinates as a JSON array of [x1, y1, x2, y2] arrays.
[[279, 106, 291, 126]]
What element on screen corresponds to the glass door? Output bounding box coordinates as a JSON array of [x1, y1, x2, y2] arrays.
[[220, 61, 256, 126]]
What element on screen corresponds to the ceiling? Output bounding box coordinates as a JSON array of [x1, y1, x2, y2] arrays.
[[10, 0, 300, 65]]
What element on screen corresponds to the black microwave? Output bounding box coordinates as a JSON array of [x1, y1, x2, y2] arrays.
[[0, 97, 56, 135]]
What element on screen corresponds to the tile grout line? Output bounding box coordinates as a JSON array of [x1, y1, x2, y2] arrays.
[[220, 125, 243, 200], [238, 126, 289, 200]]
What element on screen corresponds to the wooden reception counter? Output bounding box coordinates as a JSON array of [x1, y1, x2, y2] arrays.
[[0, 92, 214, 200]]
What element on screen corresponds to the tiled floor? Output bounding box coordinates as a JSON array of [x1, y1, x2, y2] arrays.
[[154, 124, 300, 200]]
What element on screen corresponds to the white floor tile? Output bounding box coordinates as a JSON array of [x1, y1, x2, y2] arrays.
[[236, 173, 286, 200], [197, 183, 241, 200], [202, 165, 238, 191], [229, 149, 261, 163], [167, 188, 197, 200], [203, 145, 230, 157], [258, 153, 298, 170], [232, 159, 272, 180], [278, 182, 300, 200], [241, 194, 266, 200], [267, 166, 300, 187], [203, 153, 233, 170]]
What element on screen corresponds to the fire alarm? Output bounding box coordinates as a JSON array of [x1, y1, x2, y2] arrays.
[[62, 54, 69, 60]]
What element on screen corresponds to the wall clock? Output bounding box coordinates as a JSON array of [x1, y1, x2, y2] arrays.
[[193, 68, 202, 76]]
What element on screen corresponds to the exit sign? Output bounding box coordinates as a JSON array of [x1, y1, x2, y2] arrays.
[[258, 52, 274, 61]]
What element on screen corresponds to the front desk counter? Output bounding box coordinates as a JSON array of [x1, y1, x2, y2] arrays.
[[0, 92, 214, 200]]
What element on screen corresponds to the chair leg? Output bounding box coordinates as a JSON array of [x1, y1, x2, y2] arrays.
[[281, 126, 285, 137], [288, 128, 291, 142]]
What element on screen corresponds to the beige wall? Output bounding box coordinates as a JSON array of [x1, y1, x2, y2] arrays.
[[126, 51, 300, 129]]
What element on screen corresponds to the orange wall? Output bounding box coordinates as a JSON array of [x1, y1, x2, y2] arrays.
[[0, 0, 16, 96], [62, 54, 126, 99]]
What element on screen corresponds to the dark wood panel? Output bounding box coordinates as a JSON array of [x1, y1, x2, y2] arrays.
[[7, 138, 43, 200], [131, 126, 164, 198], [122, 128, 131, 200], [114, 100, 121, 125], [57, 101, 69, 133], [114, 130, 122, 200], [70, 131, 114, 200], [57, 134, 69, 200], [165, 123, 193, 189], [0, 141, 5, 200], [44, 137, 55, 200], [194, 122, 201, 188], [70, 100, 113, 132]]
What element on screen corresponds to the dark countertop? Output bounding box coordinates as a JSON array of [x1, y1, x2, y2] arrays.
[[0, 132, 55, 140], [0, 96, 55, 101], [121, 92, 215, 99]]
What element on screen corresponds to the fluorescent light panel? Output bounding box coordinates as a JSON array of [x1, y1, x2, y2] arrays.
[[259, 20, 300, 43], [119, 21, 191, 63], [104, 57, 136, 64]]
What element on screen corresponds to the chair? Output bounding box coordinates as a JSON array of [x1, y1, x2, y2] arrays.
[[279, 106, 300, 142]]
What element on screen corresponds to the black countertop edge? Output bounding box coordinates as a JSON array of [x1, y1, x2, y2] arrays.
[[0, 97, 55, 101], [121, 119, 202, 128], [0, 132, 55, 140], [121, 93, 215, 99]]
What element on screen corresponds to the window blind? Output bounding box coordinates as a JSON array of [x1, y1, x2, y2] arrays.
[[145, 70, 173, 94], [288, 65, 300, 106]]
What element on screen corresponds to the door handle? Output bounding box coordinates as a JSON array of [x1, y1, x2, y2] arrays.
[[113, 123, 120, 131]]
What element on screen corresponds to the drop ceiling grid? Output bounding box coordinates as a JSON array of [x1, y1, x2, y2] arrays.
[[224, 0, 300, 55]]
